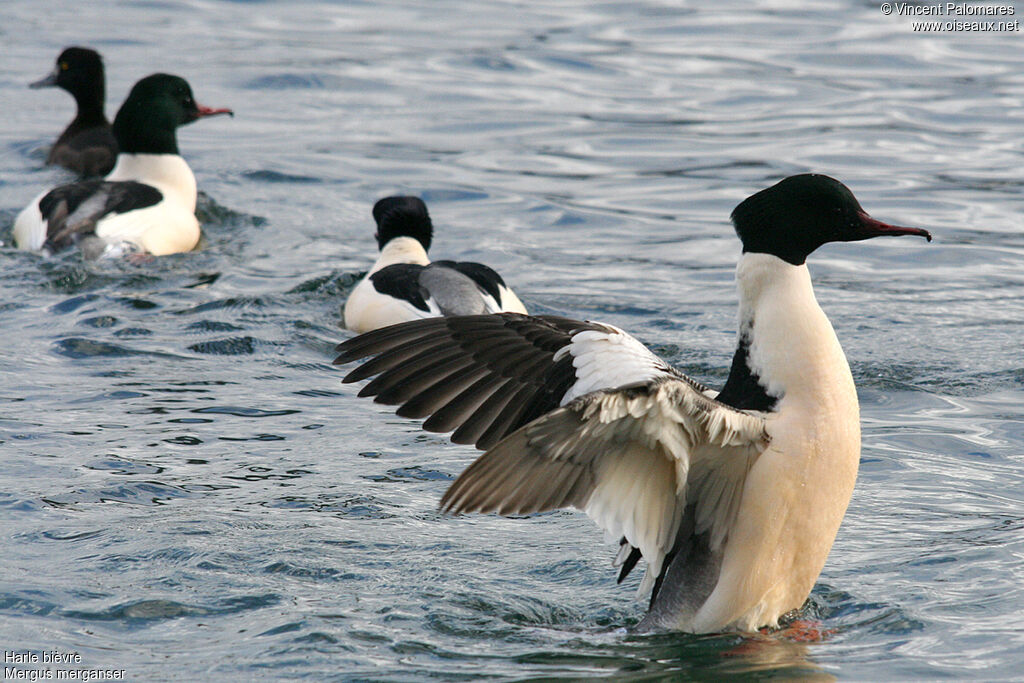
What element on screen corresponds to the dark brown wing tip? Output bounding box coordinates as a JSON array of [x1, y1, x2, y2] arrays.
[[333, 341, 372, 365], [338, 357, 383, 383], [438, 478, 483, 515], [333, 317, 456, 363], [437, 488, 460, 514]]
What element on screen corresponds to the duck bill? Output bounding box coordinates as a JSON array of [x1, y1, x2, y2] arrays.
[[854, 211, 932, 242], [30, 69, 59, 89], [195, 103, 234, 119]]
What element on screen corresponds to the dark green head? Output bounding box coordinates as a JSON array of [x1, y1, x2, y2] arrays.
[[730, 174, 931, 265], [112, 73, 232, 155], [373, 196, 433, 252]]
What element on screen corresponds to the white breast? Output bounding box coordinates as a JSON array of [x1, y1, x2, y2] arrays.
[[687, 253, 861, 632], [106, 153, 197, 208], [100, 154, 200, 255]]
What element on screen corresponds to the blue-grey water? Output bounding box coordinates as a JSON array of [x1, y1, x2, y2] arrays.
[[2, 1, 1023, 680]]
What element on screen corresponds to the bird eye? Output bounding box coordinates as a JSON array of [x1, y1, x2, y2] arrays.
[[59, 62, 69, 71]]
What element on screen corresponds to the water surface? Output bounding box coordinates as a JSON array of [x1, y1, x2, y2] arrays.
[[2, 1, 1023, 680]]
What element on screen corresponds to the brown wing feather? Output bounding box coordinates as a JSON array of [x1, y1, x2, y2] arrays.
[[335, 313, 609, 450]]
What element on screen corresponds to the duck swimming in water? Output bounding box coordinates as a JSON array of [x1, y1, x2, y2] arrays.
[[15, 73, 232, 258], [30, 46, 118, 178], [343, 195, 528, 333]]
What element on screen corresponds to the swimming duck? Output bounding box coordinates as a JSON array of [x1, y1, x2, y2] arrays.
[[14, 73, 231, 258], [30, 47, 118, 178], [343, 196, 528, 333], [335, 174, 931, 633]]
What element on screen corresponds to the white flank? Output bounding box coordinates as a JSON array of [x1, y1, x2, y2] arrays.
[[13, 190, 49, 250], [344, 237, 432, 333], [495, 285, 528, 314]]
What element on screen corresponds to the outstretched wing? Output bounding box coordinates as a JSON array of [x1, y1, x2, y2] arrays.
[[438, 378, 769, 593], [335, 313, 695, 450], [335, 313, 769, 591]]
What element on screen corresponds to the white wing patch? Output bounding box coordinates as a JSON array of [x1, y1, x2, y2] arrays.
[[585, 439, 685, 594], [559, 325, 676, 405]]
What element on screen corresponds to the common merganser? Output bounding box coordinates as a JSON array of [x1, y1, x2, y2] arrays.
[[14, 73, 232, 258], [30, 47, 118, 178], [335, 174, 931, 633], [343, 196, 528, 333]]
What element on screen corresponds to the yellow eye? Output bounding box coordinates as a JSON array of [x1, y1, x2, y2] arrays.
[[59, 62, 69, 71]]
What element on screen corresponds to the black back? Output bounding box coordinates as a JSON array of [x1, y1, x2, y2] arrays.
[[369, 260, 508, 314], [49, 125, 118, 177], [714, 336, 780, 412], [431, 260, 507, 305], [369, 263, 432, 312], [51, 124, 117, 157]]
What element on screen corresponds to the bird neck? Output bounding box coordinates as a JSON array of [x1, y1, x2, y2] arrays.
[[112, 101, 179, 155], [720, 253, 853, 411], [69, 84, 107, 128], [370, 237, 430, 274]]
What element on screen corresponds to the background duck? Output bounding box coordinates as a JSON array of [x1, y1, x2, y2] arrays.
[[14, 73, 232, 258], [30, 46, 118, 178], [343, 195, 528, 333], [336, 174, 931, 634]]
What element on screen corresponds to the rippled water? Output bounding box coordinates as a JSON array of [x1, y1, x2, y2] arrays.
[[2, 0, 1023, 680]]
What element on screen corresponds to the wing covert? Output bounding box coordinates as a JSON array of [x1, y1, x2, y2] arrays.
[[439, 377, 769, 594]]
